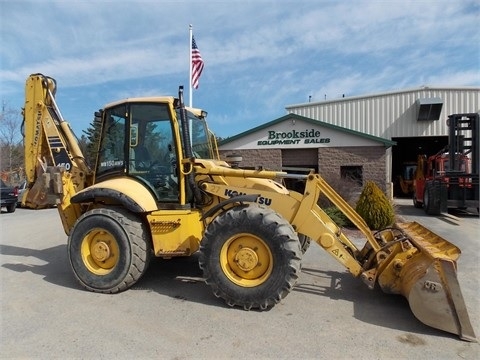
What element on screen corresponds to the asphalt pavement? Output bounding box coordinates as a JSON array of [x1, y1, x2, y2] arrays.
[[0, 200, 479, 359]]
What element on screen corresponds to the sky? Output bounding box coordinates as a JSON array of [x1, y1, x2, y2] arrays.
[[1, 0, 479, 140]]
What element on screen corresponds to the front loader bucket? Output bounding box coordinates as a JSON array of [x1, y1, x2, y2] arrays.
[[408, 258, 476, 341], [378, 222, 476, 341]]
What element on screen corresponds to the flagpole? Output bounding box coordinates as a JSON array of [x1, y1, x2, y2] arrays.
[[189, 24, 193, 107]]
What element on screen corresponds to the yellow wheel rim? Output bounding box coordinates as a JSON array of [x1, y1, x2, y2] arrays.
[[80, 228, 120, 275], [220, 233, 273, 287]]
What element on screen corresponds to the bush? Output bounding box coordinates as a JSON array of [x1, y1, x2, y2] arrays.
[[323, 206, 351, 227], [317, 174, 360, 228], [355, 181, 395, 230]]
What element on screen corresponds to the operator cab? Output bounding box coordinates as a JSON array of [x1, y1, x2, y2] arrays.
[[95, 97, 214, 205]]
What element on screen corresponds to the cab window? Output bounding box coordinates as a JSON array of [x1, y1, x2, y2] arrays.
[[96, 104, 126, 177]]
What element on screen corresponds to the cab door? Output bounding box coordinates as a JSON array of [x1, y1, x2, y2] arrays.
[[128, 103, 180, 204]]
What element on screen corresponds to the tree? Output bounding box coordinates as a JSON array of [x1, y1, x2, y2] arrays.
[[82, 118, 102, 168], [0, 101, 24, 183]]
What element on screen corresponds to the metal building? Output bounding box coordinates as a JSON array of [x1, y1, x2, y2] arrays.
[[285, 87, 480, 196], [286, 87, 479, 139], [219, 87, 480, 198]]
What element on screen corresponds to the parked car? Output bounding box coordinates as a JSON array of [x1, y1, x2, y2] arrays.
[[17, 180, 27, 206], [0, 179, 18, 213]]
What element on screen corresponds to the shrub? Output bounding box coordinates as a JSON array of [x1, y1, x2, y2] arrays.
[[323, 206, 351, 227], [316, 174, 360, 228], [355, 181, 395, 230]]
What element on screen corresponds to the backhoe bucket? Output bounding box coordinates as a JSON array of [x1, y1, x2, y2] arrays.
[[378, 222, 476, 341]]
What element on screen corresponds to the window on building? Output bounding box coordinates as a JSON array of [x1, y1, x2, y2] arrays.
[[341, 166, 363, 186]]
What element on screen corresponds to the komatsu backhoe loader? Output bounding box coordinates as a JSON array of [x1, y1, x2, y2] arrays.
[[22, 73, 476, 341]]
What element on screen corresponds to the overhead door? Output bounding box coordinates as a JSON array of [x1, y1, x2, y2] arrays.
[[281, 149, 318, 167]]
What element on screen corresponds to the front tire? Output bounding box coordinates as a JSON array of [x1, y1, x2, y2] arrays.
[[199, 205, 301, 310], [424, 182, 442, 215], [68, 207, 152, 293], [412, 190, 422, 208]]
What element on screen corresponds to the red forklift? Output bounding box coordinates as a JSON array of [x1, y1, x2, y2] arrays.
[[413, 113, 479, 215]]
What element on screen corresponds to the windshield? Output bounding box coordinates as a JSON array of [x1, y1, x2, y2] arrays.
[[177, 110, 216, 159], [403, 165, 416, 180]]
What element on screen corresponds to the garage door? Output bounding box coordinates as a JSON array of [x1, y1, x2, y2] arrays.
[[281, 149, 318, 167]]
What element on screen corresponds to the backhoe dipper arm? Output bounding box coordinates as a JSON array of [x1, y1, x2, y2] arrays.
[[22, 73, 91, 209]]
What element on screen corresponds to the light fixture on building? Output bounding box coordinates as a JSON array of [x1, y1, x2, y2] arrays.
[[226, 153, 243, 168], [416, 97, 443, 121]]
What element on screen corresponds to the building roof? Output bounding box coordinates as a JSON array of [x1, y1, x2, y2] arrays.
[[286, 86, 480, 109], [219, 113, 396, 147], [284, 87, 480, 139]]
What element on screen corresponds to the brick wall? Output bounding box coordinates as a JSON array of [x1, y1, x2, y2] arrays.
[[220, 146, 390, 194], [220, 149, 282, 171], [318, 146, 388, 192]]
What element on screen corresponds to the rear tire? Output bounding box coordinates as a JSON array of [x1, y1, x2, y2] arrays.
[[68, 207, 152, 293], [199, 205, 301, 310], [6, 203, 16, 213]]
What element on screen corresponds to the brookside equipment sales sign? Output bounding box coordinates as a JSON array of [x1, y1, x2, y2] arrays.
[[257, 129, 331, 146]]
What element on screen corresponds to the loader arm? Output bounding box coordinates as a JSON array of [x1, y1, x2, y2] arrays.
[[296, 176, 475, 340], [22, 73, 92, 209], [197, 164, 476, 341], [200, 169, 381, 282]]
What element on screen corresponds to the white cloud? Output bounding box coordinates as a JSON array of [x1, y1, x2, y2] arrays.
[[1, 0, 478, 137]]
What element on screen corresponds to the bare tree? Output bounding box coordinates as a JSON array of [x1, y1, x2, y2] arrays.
[[0, 101, 24, 183]]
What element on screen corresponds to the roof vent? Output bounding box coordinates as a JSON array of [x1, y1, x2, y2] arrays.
[[416, 97, 443, 121]]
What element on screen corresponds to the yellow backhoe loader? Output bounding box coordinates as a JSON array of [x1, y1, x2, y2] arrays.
[[22, 73, 476, 341]]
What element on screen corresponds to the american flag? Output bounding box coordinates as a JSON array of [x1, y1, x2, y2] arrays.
[[191, 35, 204, 89]]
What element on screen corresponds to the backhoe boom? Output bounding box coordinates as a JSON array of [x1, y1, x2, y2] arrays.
[[22, 74, 91, 208]]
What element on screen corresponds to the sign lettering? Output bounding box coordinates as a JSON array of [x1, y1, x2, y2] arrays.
[[257, 128, 331, 147], [224, 189, 272, 206]]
